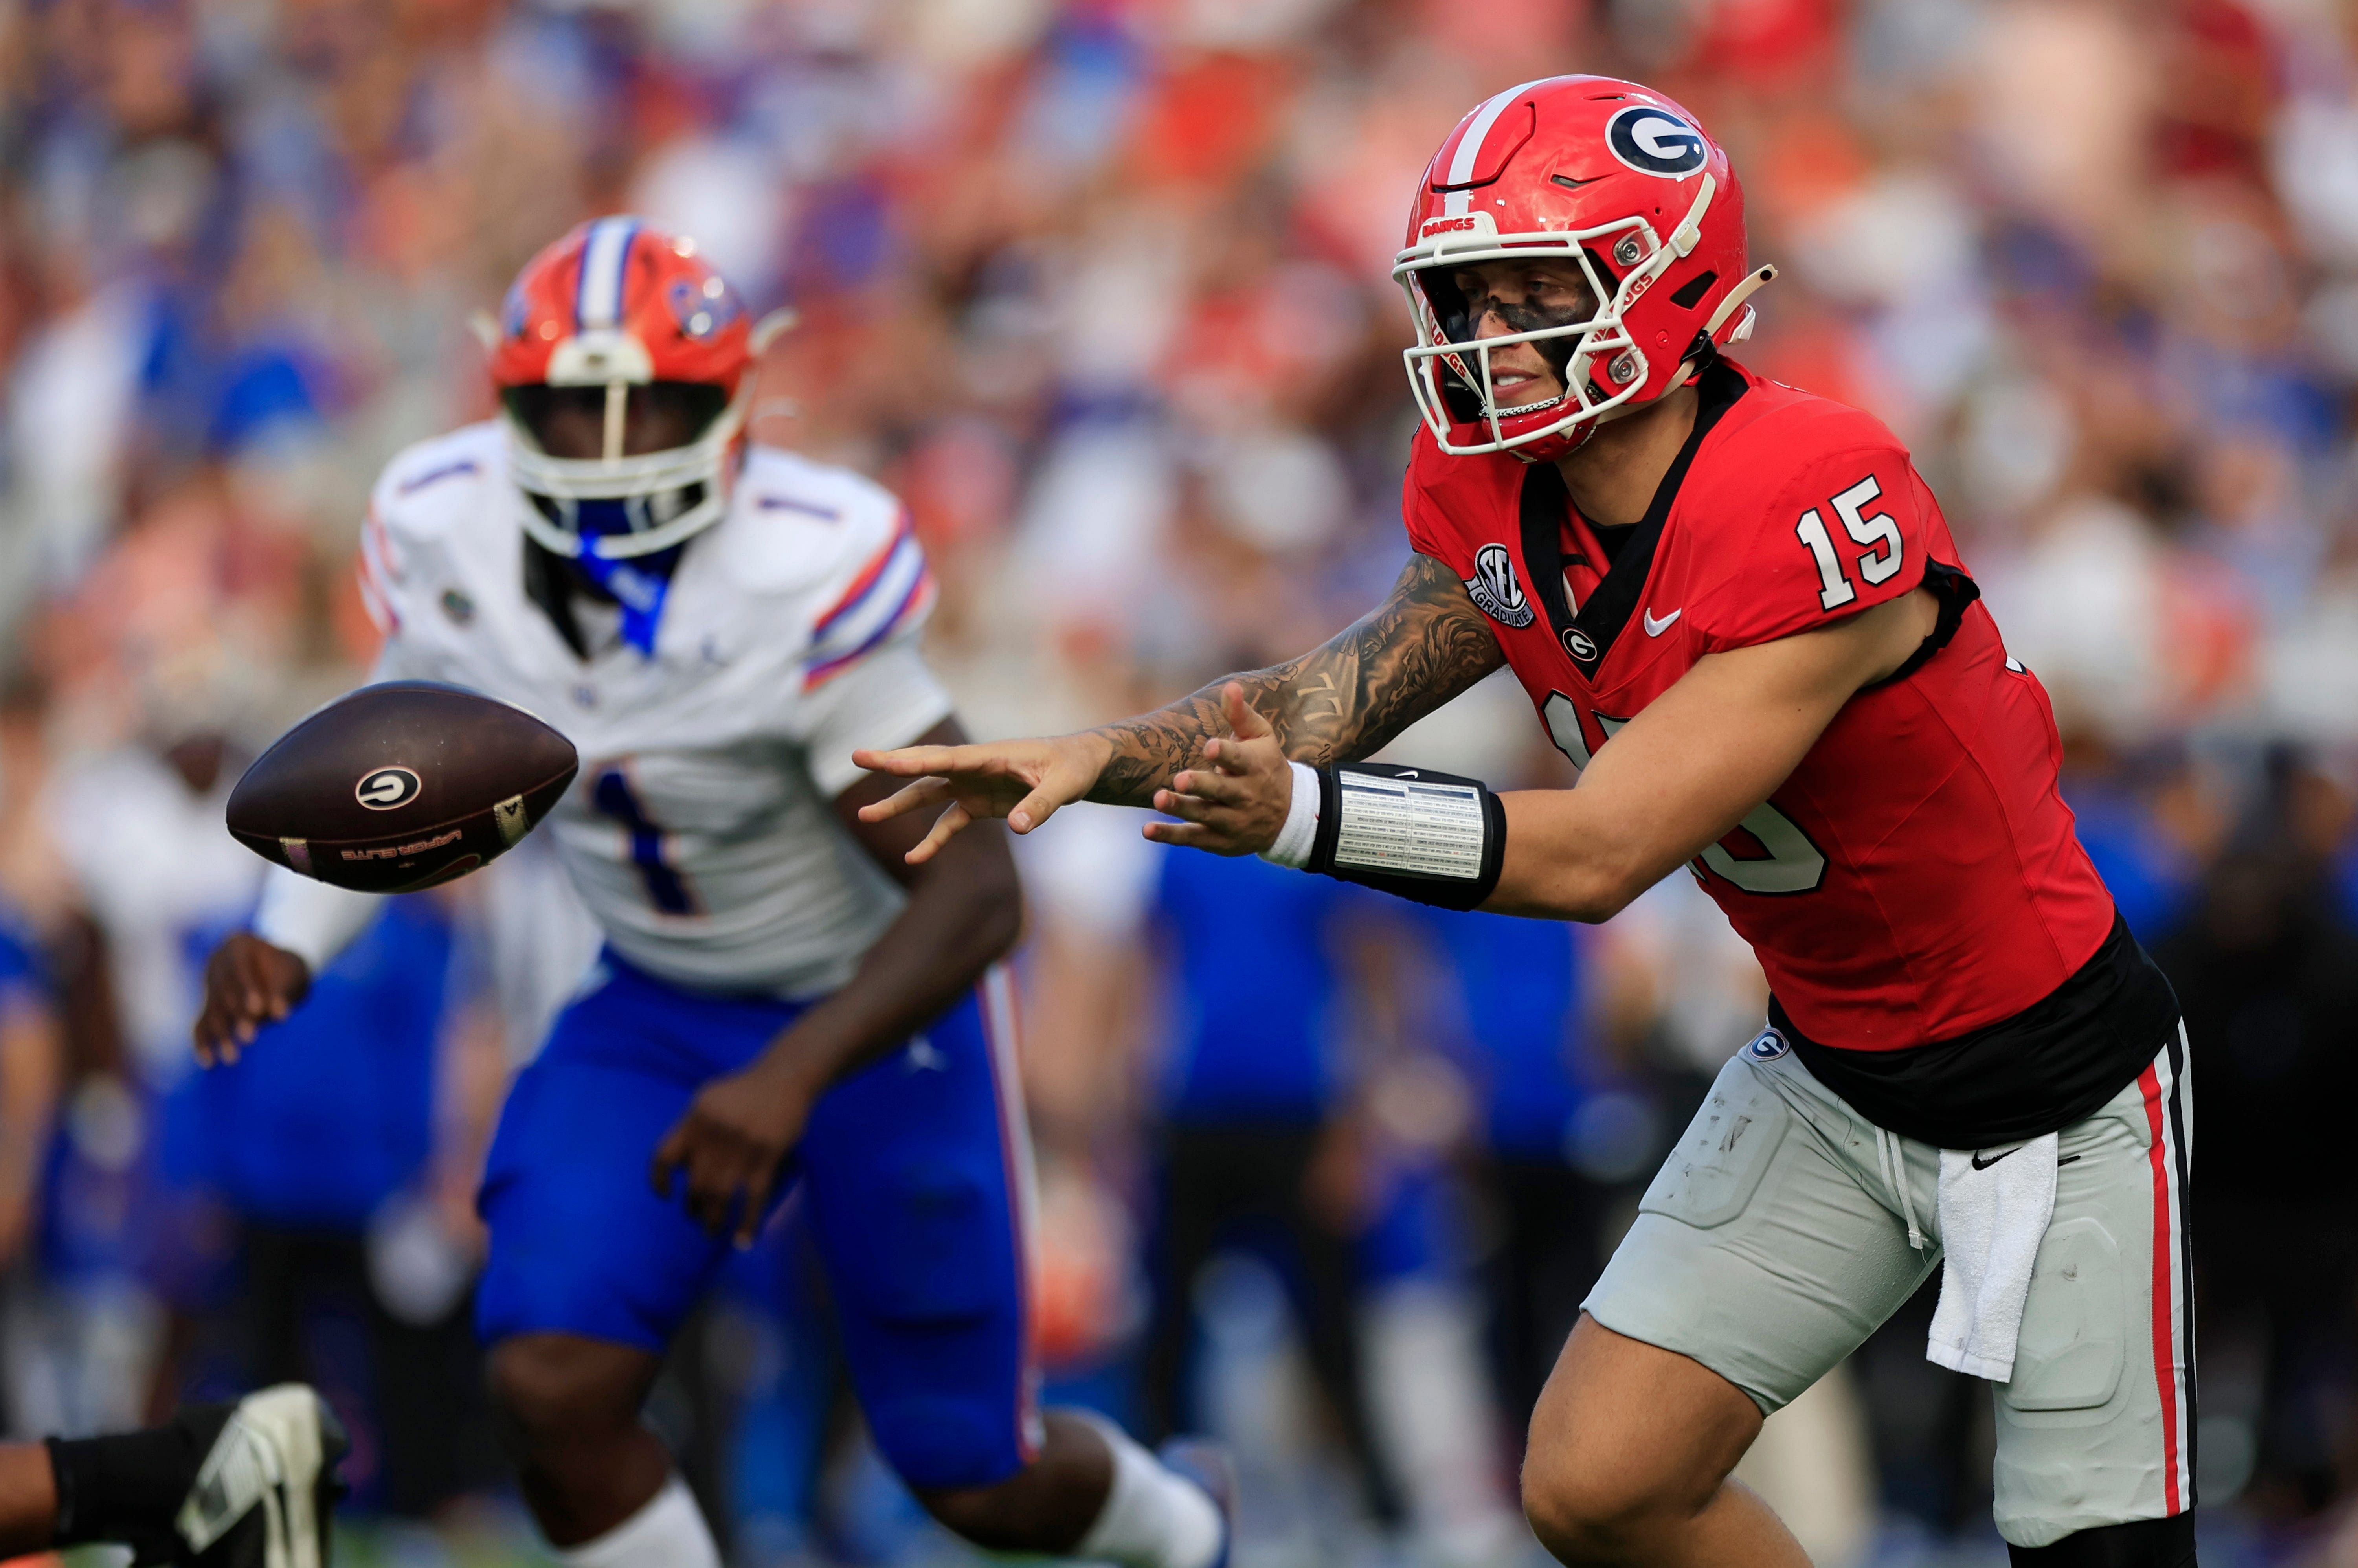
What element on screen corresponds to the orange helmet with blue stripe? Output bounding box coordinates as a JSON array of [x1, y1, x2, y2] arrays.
[[486, 217, 790, 561]]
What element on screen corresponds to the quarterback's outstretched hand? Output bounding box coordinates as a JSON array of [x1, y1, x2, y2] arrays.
[[1140, 683, 1293, 856], [853, 732, 1113, 863], [193, 933, 312, 1067]]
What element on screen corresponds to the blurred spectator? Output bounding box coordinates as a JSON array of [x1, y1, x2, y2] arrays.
[[2159, 749, 2358, 1518], [1137, 846, 1404, 1528], [162, 894, 507, 1520], [1407, 906, 1616, 1436], [0, 899, 63, 1436]]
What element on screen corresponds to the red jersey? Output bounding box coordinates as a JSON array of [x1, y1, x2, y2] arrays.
[[1404, 359, 2118, 1054]]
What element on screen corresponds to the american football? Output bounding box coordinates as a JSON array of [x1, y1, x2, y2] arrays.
[[225, 681, 577, 893]]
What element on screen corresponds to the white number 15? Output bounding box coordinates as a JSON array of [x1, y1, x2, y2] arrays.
[[1794, 474, 1903, 612]]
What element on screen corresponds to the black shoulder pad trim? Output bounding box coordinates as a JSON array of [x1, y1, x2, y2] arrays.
[[1867, 560, 1980, 690]]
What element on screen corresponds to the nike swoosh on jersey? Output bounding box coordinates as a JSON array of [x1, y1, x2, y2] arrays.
[[1970, 1145, 2024, 1170], [1643, 607, 1682, 636]]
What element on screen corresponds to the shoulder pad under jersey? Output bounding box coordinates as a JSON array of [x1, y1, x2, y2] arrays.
[[714, 446, 936, 687], [360, 422, 505, 637]]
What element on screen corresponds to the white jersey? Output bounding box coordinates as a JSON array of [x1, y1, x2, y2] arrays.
[[277, 421, 951, 999], [48, 747, 264, 1083]]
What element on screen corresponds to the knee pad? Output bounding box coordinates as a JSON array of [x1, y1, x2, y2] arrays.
[[2008, 1513, 2196, 1568]]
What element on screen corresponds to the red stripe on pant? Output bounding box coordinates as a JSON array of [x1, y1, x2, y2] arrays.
[[980, 967, 1043, 1465], [2138, 1063, 2183, 1514]]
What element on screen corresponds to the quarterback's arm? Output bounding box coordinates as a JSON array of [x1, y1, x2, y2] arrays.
[[855, 552, 1502, 859], [1151, 588, 1939, 921], [1486, 588, 1936, 920], [1094, 551, 1504, 792], [652, 716, 1022, 1242]]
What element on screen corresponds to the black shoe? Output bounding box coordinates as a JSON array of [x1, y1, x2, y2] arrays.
[[175, 1385, 348, 1567]]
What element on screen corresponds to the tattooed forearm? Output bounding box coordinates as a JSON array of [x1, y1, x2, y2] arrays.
[[1086, 553, 1506, 808]]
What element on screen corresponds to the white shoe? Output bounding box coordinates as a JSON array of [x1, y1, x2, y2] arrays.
[[174, 1384, 349, 1568]]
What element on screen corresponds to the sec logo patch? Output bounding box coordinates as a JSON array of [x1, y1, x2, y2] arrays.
[[356, 766, 422, 811], [1743, 1027, 1790, 1062], [1464, 544, 1536, 629]]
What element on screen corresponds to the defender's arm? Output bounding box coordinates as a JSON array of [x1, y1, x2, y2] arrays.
[[773, 713, 1023, 1088], [652, 716, 1022, 1242]]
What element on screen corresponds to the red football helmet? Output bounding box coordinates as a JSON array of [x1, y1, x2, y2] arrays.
[[484, 217, 791, 560], [1394, 76, 1775, 461]]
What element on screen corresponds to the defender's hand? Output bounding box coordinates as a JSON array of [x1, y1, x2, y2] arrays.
[[194, 933, 312, 1067], [854, 731, 1112, 864], [1144, 684, 1293, 856], [650, 1059, 814, 1248]]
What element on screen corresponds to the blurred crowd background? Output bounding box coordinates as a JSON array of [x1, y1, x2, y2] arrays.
[[0, 0, 2356, 1564]]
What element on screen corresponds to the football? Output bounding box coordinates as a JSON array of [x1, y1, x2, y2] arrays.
[[226, 681, 579, 893]]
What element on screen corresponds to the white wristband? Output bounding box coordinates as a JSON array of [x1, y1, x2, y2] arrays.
[[1258, 761, 1323, 869]]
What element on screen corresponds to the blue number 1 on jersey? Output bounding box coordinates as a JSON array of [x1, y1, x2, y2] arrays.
[[592, 767, 698, 914]]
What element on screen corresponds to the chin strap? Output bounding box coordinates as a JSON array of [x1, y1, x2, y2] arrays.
[[568, 505, 685, 657], [1622, 263, 1781, 416], [1706, 263, 1778, 344]]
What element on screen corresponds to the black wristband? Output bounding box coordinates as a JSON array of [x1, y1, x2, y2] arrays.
[[1304, 762, 1506, 912]]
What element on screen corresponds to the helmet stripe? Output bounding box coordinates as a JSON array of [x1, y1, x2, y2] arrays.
[[575, 217, 639, 332], [1442, 78, 1549, 216]]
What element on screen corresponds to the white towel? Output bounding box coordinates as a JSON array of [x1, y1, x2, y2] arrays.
[[1926, 1133, 2059, 1381]]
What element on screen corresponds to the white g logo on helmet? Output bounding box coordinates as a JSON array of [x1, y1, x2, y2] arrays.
[[1606, 105, 1708, 178]]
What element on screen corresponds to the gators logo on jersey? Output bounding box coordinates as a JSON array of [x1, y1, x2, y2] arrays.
[[1465, 544, 1536, 629]]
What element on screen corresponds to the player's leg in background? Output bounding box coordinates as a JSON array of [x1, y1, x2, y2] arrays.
[[1488, 1156, 1612, 1438], [802, 975, 1227, 1568], [1356, 1160, 1525, 1565], [1140, 1123, 1238, 1446], [1275, 1124, 1406, 1525], [484, 1333, 697, 1555], [0, 1384, 343, 1563], [0, 1438, 58, 1558]]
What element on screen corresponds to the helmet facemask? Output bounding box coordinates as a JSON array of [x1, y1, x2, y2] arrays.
[[500, 327, 757, 564], [1413, 260, 1600, 428], [504, 380, 739, 564], [1395, 173, 1721, 458]]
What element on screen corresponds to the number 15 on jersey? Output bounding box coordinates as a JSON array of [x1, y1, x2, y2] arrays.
[[1542, 691, 1827, 896]]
